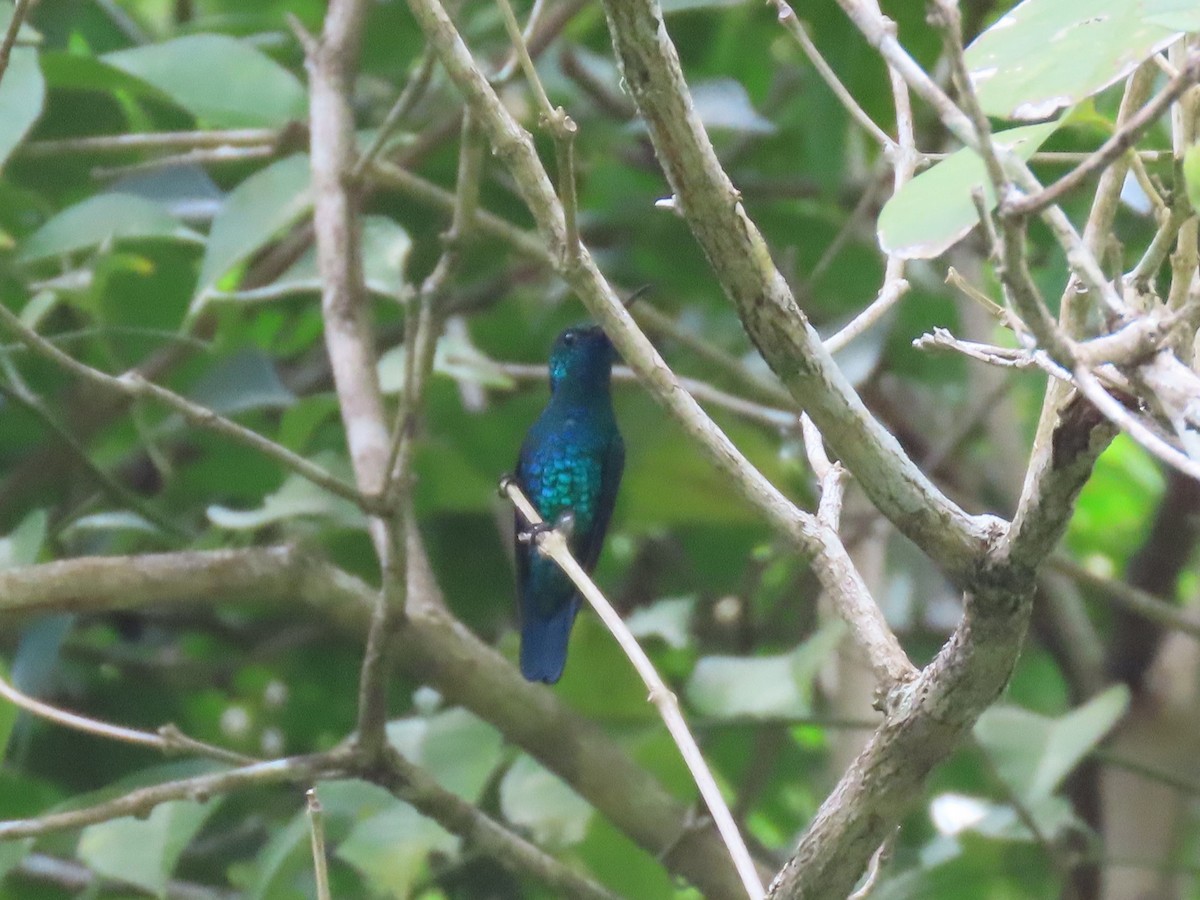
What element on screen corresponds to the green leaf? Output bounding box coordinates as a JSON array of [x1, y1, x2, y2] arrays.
[[379, 332, 515, 395], [499, 754, 594, 848], [965, 0, 1178, 119], [1143, 0, 1200, 30], [194, 154, 313, 303], [691, 79, 776, 134], [103, 34, 306, 128], [974, 685, 1130, 802], [77, 797, 222, 897], [685, 620, 845, 718], [878, 121, 1060, 259], [0, 657, 18, 761], [0, 509, 45, 569], [206, 454, 362, 532], [0, 1, 43, 169], [1184, 144, 1200, 214], [245, 814, 311, 900], [625, 596, 696, 650], [336, 804, 456, 897], [0, 35, 44, 171], [213, 216, 411, 304], [18, 194, 202, 263], [187, 349, 296, 416], [61, 511, 163, 538]]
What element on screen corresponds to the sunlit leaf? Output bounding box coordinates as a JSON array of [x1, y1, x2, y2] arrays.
[[686, 620, 845, 718], [194, 154, 313, 302], [625, 596, 696, 650], [499, 754, 594, 848], [878, 122, 1060, 259], [77, 797, 223, 896], [336, 804, 456, 897], [974, 685, 1130, 802], [213, 216, 411, 304], [206, 454, 362, 531], [103, 34, 306, 128], [0, 3, 43, 171], [18, 194, 202, 263]]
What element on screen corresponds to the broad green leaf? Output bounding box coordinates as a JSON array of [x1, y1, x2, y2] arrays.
[[213, 216, 411, 304], [187, 349, 296, 416], [686, 620, 845, 718], [418, 709, 503, 801], [0, 38, 44, 171], [965, 0, 1178, 119], [625, 596, 696, 649], [974, 685, 1130, 802], [385, 708, 503, 802], [878, 121, 1060, 259], [77, 797, 222, 897], [0, 658, 17, 761], [246, 814, 311, 900], [379, 333, 515, 394], [1143, 0, 1200, 30], [336, 804, 456, 897], [18, 194, 202, 263], [1184, 144, 1200, 214], [206, 454, 362, 531], [499, 754, 594, 848], [691, 79, 776, 134], [194, 154, 313, 303], [0, 509, 46, 569], [103, 34, 306, 128], [0, 837, 32, 883]]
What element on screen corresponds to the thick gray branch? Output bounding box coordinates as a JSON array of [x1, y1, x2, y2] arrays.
[[599, 0, 991, 581], [0, 548, 748, 899]]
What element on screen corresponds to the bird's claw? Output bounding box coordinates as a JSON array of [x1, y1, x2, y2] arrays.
[[517, 510, 575, 545]]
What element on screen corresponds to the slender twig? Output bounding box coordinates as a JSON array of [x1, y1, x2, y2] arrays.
[[373, 748, 622, 900], [306, 789, 332, 900], [495, 0, 581, 260], [846, 832, 896, 900], [1049, 556, 1200, 641], [502, 362, 797, 428], [352, 51, 438, 179], [770, 3, 894, 150], [0, 668, 254, 765], [0, 303, 381, 514], [91, 145, 276, 180], [1009, 54, 1200, 217], [0, 751, 353, 840], [500, 480, 766, 900], [0, 379, 187, 538], [21, 128, 278, 156], [15, 853, 236, 900], [0, 0, 33, 86]]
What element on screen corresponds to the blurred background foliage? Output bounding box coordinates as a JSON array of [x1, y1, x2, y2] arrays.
[[0, 0, 1194, 897]]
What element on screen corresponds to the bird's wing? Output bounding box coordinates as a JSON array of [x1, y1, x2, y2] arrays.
[[578, 434, 624, 572]]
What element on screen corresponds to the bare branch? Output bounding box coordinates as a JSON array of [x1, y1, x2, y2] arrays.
[[0, 669, 253, 766], [0, 751, 352, 841], [501, 480, 766, 900], [0, 302, 381, 514]]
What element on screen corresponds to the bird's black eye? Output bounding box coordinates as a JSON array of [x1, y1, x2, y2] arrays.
[[562, 331, 577, 346]]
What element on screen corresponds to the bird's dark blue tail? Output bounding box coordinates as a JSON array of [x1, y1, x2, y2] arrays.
[[520, 596, 580, 683]]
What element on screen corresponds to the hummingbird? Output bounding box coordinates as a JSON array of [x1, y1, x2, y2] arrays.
[[512, 325, 625, 683]]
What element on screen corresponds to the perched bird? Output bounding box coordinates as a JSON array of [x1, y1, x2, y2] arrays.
[[513, 325, 625, 683]]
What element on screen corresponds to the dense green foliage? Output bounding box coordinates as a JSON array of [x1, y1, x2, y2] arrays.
[[0, 0, 1196, 897]]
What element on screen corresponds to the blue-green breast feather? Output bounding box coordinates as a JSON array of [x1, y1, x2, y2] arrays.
[[513, 326, 624, 683]]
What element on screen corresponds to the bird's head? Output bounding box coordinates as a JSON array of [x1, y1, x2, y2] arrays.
[[548, 325, 617, 393]]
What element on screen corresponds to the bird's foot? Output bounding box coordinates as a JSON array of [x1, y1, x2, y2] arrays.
[[517, 510, 576, 545]]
